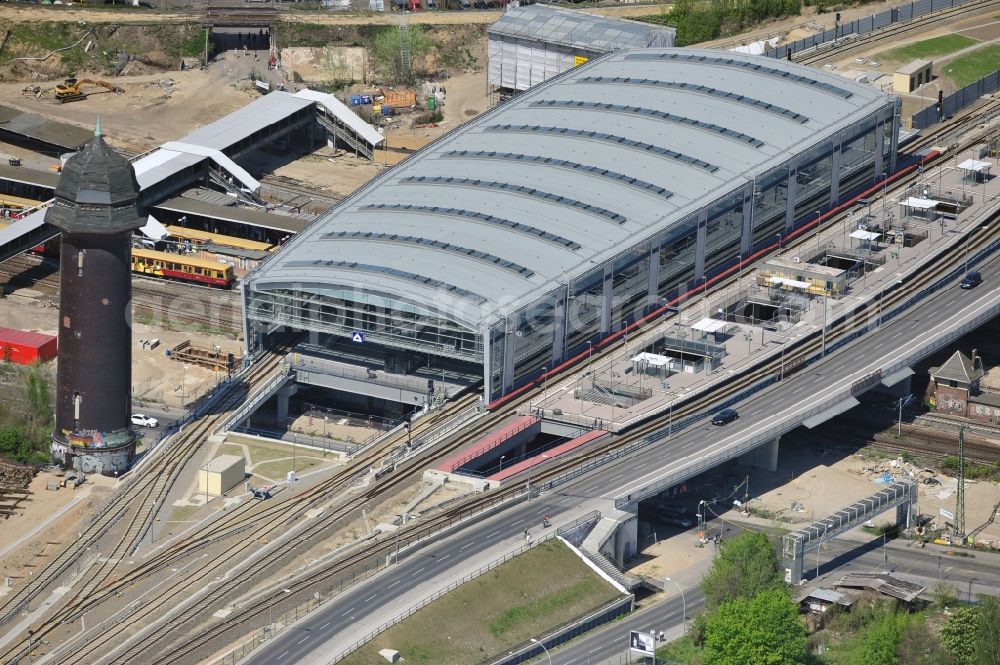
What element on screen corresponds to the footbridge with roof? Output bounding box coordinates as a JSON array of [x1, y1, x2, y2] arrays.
[[0, 89, 381, 264]]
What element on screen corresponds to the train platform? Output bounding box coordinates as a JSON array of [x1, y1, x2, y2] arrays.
[[524, 139, 1000, 433]]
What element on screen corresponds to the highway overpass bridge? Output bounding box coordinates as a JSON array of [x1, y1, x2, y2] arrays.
[[242, 217, 1000, 665]]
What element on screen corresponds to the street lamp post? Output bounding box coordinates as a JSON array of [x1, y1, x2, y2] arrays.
[[587, 341, 593, 377], [776, 232, 783, 251], [267, 588, 293, 634], [540, 366, 548, 416], [530, 638, 552, 665], [664, 576, 687, 635], [820, 296, 828, 357], [499, 455, 506, 471]]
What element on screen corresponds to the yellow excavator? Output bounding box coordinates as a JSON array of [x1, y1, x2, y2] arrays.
[[54, 78, 123, 104]]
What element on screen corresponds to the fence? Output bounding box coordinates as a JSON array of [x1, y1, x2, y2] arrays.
[[770, 0, 983, 61], [912, 69, 1000, 129]]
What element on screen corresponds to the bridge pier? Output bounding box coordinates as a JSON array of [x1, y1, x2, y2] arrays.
[[275, 383, 298, 423], [738, 436, 779, 472], [613, 512, 638, 568]]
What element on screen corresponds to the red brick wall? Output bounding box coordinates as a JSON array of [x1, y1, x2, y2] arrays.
[[934, 383, 969, 417]]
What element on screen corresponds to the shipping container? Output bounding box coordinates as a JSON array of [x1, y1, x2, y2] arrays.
[[351, 95, 363, 106], [0, 327, 57, 365], [381, 105, 393, 116]]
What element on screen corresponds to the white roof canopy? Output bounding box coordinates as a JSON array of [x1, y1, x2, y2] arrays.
[[632, 352, 670, 366], [850, 229, 882, 241], [901, 197, 937, 210], [958, 158, 991, 173], [139, 214, 169, 240], [768, 276, 810, 289], [692, 318, 728, 333]]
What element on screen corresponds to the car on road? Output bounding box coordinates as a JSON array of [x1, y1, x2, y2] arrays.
[[131, 414, 159, 428], [960, 271, 983, 289], [712, 408, 739, 426]]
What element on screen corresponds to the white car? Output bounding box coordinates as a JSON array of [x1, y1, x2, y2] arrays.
[[131, 414, 159, 428]]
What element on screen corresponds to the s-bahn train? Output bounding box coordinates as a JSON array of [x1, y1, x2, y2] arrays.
[[130, 247, 235, 288]]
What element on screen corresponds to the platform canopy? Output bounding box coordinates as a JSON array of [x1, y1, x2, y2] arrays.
[[692, 318, 728, 333], [768, 276, 810, 289], [632, 352, 670, 366], [900, 197, 937, 210], [849, 229, 883, 241], [957, 158, 991, 173]]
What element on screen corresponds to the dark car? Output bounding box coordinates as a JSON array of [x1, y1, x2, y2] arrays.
[[251, 487, 272, 500], [661, 515, 694, 528], [960, 271, 982, 289], [712, 408, 739, 426]]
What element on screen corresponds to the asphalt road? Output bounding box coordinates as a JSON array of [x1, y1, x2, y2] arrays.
[[547, 534, 1000, 665], [249, 253, 1000, 663]]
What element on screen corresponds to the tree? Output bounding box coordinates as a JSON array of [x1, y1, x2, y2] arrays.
[[700, 531, 784, 610], [974, 595, 1000, 665], [368, 24, 433, 84], [703, 588, 807, 665], [844, 612, 906, 665], [941, 607, 979, 665]]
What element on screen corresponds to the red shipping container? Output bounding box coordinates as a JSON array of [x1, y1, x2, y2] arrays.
[[0, 327, 58, 365]]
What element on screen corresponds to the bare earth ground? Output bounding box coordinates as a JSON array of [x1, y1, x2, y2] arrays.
[[0, 290, 242, 411], [630, 441, 1000, 584], [0, 472, 115, 596]]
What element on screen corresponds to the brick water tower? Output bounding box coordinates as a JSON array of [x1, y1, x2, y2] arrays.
[[47, 120, 145, 476]]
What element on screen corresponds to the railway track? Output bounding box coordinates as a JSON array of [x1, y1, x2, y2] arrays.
[[0, 344, 293, 632], [0, 254, 244, 335], [4, 76, 998, 664], [0, 386, 488, 664], [118, 118, 1000, 662], [794, 0, 1000, 66], [103, 170, 1000, 664]]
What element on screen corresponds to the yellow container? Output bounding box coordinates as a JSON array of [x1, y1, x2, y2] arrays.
[[372, 104, 382, 115]]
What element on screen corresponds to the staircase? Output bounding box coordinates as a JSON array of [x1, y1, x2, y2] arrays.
[[584, 550, 641, 591], [316, 113, 373, 160]]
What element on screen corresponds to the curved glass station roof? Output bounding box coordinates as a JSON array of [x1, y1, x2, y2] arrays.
[[249, 48, 889, 329]]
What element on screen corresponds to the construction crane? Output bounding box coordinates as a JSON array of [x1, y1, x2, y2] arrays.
[[54, 78, 123, 104]]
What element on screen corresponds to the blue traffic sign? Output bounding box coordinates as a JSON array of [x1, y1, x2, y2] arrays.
[[351, 331, 365, 343]]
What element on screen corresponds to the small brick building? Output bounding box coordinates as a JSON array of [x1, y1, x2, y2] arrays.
[[928, 349, 1000, 423]]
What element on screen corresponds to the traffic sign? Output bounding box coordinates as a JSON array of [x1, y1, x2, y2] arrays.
[[351, 331, 365, 343]]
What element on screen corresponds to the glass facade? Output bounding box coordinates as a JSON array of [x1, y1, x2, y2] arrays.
[[483, 106, 897, 401], [245, 100, 898, 404]]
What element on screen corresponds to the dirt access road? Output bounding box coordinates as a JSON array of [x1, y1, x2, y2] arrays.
[[0, 3, 671, 26]]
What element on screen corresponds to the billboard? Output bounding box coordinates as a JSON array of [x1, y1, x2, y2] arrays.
[[629, 630, 656, 656]]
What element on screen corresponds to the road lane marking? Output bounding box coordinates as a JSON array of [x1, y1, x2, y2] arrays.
[[486, 530, 501, 538], [298, 637, 309, 645], [414, 567, 425, 574], [341, 608, 354, 616], [460, 542, 474, 550], [279, 651, 289, 658], [365, 594, 377, 602], [610, 284, 1000, 499], [321, 622, 331, 629], [439, 554, 450, 561], [388, 580, 400, 588]]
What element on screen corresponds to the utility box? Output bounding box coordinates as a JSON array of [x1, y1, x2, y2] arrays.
[[198, 454, 245, 497], [893, 60, 932, 93]]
